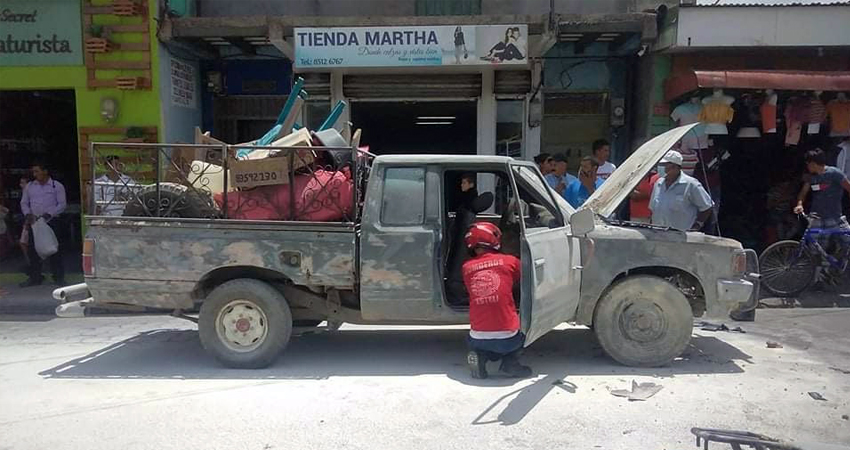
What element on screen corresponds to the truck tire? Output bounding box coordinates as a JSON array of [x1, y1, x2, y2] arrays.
[[124, 182, 218, 218], [199, 279, 292, 369], [593, 275, 693, 367]]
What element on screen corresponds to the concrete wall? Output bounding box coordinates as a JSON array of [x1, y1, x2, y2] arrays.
[[196, 0, 677, 17], [542, 42, 635, 163], [197, 0, 414, 17], [677, 6, 850, 48], [483, 0, 632, 15], [158, 46, 203, 144]]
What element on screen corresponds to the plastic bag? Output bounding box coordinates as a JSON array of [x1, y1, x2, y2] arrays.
[[33, 218, 58, 259]]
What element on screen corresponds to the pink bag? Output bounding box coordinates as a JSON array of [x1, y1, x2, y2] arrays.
[[216, 169, 354, 221]]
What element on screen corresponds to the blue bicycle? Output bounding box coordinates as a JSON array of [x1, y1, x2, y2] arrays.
[[759, 214, 850, 296]]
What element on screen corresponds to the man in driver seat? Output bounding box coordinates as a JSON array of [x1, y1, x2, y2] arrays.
[[463, 221, 532, 379]]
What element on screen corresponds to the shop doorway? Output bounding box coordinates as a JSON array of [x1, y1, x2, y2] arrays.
[[351, 101, 476, 155], [0, 89, 81, 282]]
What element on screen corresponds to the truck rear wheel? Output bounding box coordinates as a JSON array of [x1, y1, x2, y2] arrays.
[[199, 279, 292, 369], [593, 275, 693, 367]]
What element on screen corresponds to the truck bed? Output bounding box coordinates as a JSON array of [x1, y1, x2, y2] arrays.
[[86, 217, 357, 309]]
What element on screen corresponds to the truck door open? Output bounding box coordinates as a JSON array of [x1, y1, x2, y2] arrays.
[[509, 164, 583, 346], [359, 165, 441, 320]]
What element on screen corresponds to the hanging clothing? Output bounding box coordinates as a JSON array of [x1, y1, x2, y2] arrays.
[[698, 102, 734, 135], [807, 98, 827, 134], [827, 99, 850, 137], [761, 96, 778, 133], [808, 98, 827, 124], [680, 148, 699, 176], [671, 102, 708, 150], [784, 97, 810, 146]]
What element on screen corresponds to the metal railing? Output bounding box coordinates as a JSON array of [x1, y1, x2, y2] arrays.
[[88, 141, 370, 223]]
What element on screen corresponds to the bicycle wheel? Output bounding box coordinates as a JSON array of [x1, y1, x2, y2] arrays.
[[759, 240, 817, 297]]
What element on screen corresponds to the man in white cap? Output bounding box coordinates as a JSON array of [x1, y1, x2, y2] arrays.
[[650, 150, 714, 231]]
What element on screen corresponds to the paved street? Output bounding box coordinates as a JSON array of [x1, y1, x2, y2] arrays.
[[1, 310, 849, 450]]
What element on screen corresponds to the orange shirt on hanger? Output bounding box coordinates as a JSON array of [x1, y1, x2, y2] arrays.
[[827, 100, 850, 135]]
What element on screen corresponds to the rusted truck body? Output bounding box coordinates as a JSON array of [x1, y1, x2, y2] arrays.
[[71, 125, 759, 368]]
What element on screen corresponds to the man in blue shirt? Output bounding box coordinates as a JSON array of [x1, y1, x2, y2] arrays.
[[565, 156, 603, 208], [794, 148, 850, 250], [649, 151, 713, 231], [544, 153, 577, 198]]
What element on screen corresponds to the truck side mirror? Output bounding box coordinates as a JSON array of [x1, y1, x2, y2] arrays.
[[569, 208, 595, 236]]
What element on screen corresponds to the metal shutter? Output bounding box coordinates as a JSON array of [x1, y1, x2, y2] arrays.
[[494, 70, 531, 95], [300, 72, 331, 98], [343, 74, 482, 99]]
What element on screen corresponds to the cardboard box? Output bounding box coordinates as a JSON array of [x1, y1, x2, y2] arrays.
[[230, 150, 315, 189], [231, 157, 290, 188]]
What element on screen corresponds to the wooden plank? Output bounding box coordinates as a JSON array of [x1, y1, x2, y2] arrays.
[[83, 6, 113, 14], [87, 79, 118, 88], [92, 60, 150, 70], [107, 24, 149, 33], [117, 42, 150, 51], [80, 127, 128, 134]]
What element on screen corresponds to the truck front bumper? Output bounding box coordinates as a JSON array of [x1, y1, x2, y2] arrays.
[[716, 249, 761, 320]]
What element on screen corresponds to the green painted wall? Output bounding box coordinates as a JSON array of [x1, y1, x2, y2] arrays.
[[649, 54, 674, 137], [0, 0, 163, 216], [0, 0, 162, 139]]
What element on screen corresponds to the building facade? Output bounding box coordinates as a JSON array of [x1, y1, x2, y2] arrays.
[[0, 0, 200, 267], [646, 0, 850, 248], [161, 0, 673, 173]]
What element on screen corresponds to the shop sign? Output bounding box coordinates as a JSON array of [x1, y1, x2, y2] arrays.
[[294, 25, 528, 69], [0, 0, 82, 66], [170, 58, 196, 109]]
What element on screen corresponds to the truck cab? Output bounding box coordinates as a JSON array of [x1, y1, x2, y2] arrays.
[[357, 156, 591, 346]]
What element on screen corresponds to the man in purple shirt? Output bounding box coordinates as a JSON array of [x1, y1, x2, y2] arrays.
[[20, 162, 67, 287]]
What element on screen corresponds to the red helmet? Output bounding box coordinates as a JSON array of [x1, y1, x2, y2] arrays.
[[465, 222, 502, 250]]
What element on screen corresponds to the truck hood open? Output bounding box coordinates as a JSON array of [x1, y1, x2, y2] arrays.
[[582, 124, 698, 218]]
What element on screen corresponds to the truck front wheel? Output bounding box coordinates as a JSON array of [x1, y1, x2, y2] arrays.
[[593, 275, 693, 367], [199, 279, 293, 369]]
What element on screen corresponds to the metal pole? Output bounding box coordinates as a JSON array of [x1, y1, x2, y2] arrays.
[[351, 145, 357, 222], [288, 151, 296, 221], [222, 144, 229, 219], [155, 145, 161, 217], [89, 141, 96, 215]]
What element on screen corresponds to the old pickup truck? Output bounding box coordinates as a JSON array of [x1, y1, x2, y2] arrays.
[[61, 125, 758, 369]]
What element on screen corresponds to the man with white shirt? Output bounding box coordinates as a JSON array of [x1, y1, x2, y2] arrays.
[[593, 139, 616, 182], [20, 161, 67, 287], [94, 155, 136, 216]]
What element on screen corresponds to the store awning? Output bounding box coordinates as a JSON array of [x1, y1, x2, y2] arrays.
[[665, 70, 850, 102]]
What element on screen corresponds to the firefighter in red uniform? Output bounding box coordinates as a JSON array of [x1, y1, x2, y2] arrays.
[[463, 222, 532, 379]]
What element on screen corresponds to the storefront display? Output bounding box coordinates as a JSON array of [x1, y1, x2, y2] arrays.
[[670, 97, 705, 175], [699, 89, 735, 135], [666, 84, 850, 251], [807, 91, 827, 135], [760, 90, 778, 134]]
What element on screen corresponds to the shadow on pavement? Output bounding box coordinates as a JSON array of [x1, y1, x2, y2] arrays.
[[39, 327, 751, 382], [0, 314, 55, 323]]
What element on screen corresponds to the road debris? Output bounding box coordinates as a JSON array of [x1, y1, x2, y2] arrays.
[[610, 380, 663, 401], [808, 392, 827, 401], [766, 341, 784, 349], [698, 321, 746, 333], [842, 414, 849, 421]]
